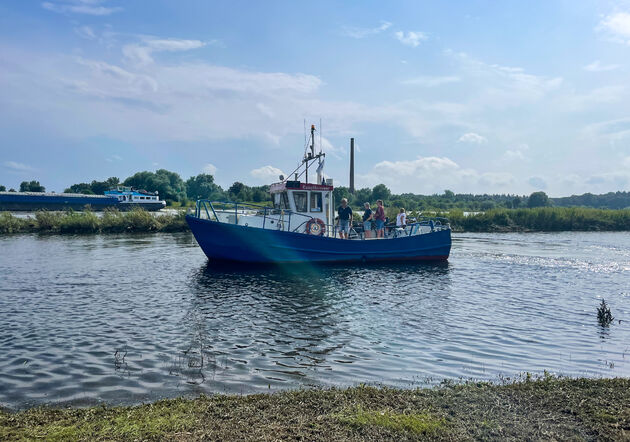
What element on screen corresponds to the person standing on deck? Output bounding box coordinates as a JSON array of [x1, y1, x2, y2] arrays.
[[337, 198, 353, 239], [374, 200, 386, 238], [396, 208, 407, 228], [362, 202, 373, 238]]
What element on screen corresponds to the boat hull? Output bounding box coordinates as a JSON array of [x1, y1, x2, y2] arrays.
[[186, 215, 451, 263]]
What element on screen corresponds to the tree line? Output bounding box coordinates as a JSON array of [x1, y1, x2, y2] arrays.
[[2, 170, 629, 210], [0, 170, 270, 205]]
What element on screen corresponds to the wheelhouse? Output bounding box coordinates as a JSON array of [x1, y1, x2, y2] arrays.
[[269, 180, 334, 229]]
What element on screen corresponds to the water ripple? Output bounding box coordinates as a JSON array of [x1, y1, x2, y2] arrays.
[[0, 231, 628, 409]]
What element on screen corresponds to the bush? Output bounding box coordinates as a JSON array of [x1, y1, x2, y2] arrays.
[[59, 210, 100, 233], [0, 212, 29, 233], [35, 211, 62, 232]]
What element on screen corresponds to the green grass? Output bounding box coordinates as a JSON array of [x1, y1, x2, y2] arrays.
[[3, 206, 630, 235], [446, 206, 630, 232], [0, 209, 188, 235], [1, 377, 629, 441], [335, 406, 447, 437]]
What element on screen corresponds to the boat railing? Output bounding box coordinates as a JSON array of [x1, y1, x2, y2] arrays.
[[194, 200, 449, 238], [195, 200, 319, 234]]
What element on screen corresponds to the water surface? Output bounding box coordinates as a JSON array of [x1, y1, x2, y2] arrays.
[[0, 232, 628, 409]]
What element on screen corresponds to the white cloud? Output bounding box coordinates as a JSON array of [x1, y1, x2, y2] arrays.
[[447, 51, 563, 107], [458, 132, 487, 144], [528, 176, 547, 189], [42, 1, 122, 16], [394, 31, 427, 47], [583, 60, 619, 72], [256, 102, 275, 118], [202, 163, 217, 175], [598, 12, 630, 44], [250, 165, 285, 182], [74, 25, 96, 40], [357, 155, 514, 194], [402, 75, 460, 87], [105, 154, 122, 162], [320, 136, 346, 159], [501, 144, 529, 162], [3, 161, 34, 172], [559, 85, 626, 111], [123, 38, 207, 66], [342, 21, 391, 39], [503, 150, 526, 161]]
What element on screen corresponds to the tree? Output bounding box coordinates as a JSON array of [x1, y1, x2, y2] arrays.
[[65, 177, 120, 195], [354, 187, 373, 204], [90, 177, 120, 195], [227, 181, 253, 201], [251, 186, 270, 203], [372, 184, 391, 201], [186, 174, 223, 201], [443, 189, 455, 199], [124, 169, 186, 202], [0, 185, 5, 191], [528, 191, 550, 208], [65, 183, 94, 194], [333, 186, 351, 206], [512, 196, 522, 208], [19, 180, 45, 192]]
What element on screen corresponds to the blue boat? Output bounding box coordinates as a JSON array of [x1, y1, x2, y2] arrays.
[[186, 125, 451, 264], [0, 186, 165, 211]]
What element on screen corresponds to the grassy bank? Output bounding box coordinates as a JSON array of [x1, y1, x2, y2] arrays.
[[1, 377, 628, 440], [0, 209, 188, 234], [3, 207, 630, 235], [447, 207, 630, 232]]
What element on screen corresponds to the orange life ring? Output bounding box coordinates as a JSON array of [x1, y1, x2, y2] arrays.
[[306, 218, 326, 236]]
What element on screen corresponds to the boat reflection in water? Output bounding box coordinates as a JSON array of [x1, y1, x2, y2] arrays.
[[180, 259, 454, 389]]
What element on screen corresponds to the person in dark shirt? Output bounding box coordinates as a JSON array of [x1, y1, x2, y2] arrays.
[[362, 202, 373, 238], [337, 198, 353, 239]]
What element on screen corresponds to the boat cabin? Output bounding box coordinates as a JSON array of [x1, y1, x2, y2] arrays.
[[270, 180, 333, 225]]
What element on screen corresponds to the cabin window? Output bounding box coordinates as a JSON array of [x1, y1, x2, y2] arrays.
[[293, 192, 308, 212], [310, 192, 322, 212], [280, 193, 289, 209]]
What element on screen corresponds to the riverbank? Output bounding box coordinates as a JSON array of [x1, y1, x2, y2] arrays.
[[2, 206, 630, 234], [1, 377, 628, 440], [447, 207, 630, 232], [0, 209, 188, 234]]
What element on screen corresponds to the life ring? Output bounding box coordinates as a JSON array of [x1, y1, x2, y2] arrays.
[[306, 218, 326, 236]]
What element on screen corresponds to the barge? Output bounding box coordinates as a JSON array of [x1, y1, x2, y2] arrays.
[[0, 187, 166, 211]]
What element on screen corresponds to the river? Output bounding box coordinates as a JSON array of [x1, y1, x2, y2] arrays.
[[0, 232, 628, 409]]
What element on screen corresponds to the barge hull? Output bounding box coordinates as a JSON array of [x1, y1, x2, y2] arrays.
[[0, 192, 164, 211]]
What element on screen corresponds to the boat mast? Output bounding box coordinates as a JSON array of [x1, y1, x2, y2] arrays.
[[304, 124, 315, 183]]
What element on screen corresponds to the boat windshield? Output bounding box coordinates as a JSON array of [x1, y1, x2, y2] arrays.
[[310, 192, 322, 212], [293, 192, 308, 212], [274, 192, 290, 210]]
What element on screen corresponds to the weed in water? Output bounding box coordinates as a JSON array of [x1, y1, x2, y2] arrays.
[[597, 299, 614, 327]]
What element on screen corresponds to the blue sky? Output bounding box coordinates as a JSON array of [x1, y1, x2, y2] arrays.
[[1, 0, 629, 196]]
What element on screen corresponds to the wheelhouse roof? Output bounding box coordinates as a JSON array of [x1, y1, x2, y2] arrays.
[[270, 181, 333, 193]]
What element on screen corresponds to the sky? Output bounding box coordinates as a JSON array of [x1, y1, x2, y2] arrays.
[[1, 0, 629, 196]]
